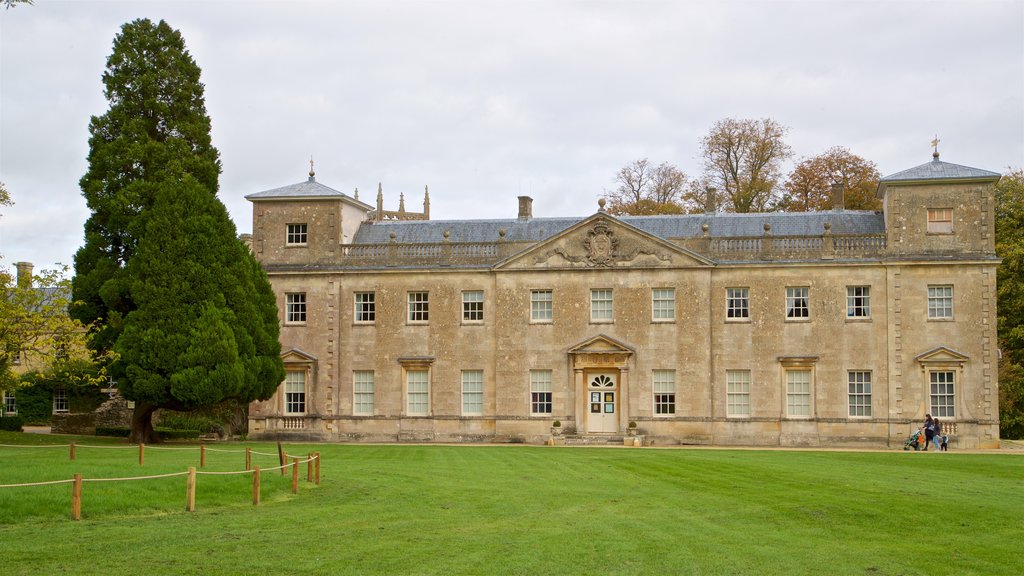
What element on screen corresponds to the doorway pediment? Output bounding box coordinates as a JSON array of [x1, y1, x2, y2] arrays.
[[568, 334, 634, 368]]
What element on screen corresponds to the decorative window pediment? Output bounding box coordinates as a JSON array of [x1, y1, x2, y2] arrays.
[[915, 346, 969, 371], [281, 348, 318, 364]]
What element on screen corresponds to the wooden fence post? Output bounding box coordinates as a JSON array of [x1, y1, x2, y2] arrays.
[[291, 458, 299, 494], [200, 444, 206, 468], [71, 473, 82, 520], [139, 442, 145, 466], [186, 467, 196, 512], [245, 447, 251, 471], [277, 441, 285, 475], [69, 442, 76, 461], [315, 452, 321, 485], [252, 466, 261, 506], [307, 452, 313, 482]]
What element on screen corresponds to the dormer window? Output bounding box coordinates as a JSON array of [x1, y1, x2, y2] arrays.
[[287, 223, 308, 245], [927, 208, 953, 234]]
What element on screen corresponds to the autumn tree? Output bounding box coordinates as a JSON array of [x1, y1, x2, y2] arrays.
[[996, 169, 1024, 438], [779, 147, 881, 212], [73, 19, 283, 442], [699, 118, 792, 213], [605, 158, 692, 215]]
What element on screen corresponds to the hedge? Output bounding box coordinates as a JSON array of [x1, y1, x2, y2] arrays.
[[0, 416, 25, 432]]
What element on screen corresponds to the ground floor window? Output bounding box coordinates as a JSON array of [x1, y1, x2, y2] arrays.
[[786, 370, 811, 417], [462, 370, 483, 415], [353, 371, 374, 415], [284, 371, 306, 414], [530, 370, 552, 414], [407, 370, 430, 415], [848, 371, 872, 417], [3, 390, 16, 415], [52, 388, 68, 414], [930, 371, 955, 418], [653, 370, 675, 415], [726, 370, 750, 416]]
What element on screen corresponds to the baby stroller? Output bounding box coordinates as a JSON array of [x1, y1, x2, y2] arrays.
[[903, 429, 926, 451]]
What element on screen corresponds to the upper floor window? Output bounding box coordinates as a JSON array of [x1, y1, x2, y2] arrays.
[[591, 289, 613, 322], [285, 293, 307, 324], [653, 370, 676, 415], [531, 290, 553, 323], [652, 288, 675, 322], [286, 223, 308, 245], [463, 290, 484, 322], [847, 286, 871, 318], [727, 288, 749, 320], [354, 292, 375, 323], [530, 370, 553, 415], [408, 291, 429, 323], [353, 371, 374, 415], [284, 371, 306, 414], [928, 285, 953, 320], [462, 370, 484, 416], [927, 208, 953, 234], [786, 287, 809, 319]]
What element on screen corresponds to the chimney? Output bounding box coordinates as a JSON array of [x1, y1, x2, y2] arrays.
[[704, 187, 718, 214], [15, 262, 33, 288], [831, 183, 845, 211], [518, 196, 533, 220]]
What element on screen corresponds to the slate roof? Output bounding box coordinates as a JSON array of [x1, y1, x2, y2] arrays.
[[246, 176, 373, 209], [351, 211, 885, 244], [880, 156, 1001, 183]]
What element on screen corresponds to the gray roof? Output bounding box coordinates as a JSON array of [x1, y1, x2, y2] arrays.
[[880, 156, 1001, 183], [352, 211, 885, 244], [246, 176, 374, 209]]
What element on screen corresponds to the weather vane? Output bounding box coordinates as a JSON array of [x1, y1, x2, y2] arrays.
[[931, 135, 940, 157]]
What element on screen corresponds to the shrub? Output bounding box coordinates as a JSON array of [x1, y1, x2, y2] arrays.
[[154, 428, 200, 440], [95, 426, 131, 437], [0, 415, 25, 431]]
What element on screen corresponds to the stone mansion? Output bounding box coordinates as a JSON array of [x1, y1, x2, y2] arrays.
[[245, 153, 1002, 448]]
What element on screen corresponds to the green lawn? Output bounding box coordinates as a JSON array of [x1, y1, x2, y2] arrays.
[[1, 431, 1021, 575]]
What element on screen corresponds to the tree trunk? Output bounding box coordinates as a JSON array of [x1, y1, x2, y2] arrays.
[[128, 402, 159, 444]]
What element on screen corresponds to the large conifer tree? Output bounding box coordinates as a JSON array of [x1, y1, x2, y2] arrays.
[[73, 19, 283, 442]]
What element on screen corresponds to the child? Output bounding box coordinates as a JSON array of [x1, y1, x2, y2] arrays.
[[940, 435, 949, 451]]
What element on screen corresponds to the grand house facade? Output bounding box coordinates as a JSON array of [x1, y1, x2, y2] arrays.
[[245, 153, 1002, 448]]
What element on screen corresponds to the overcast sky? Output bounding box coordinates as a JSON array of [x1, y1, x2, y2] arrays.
[[1, 0, 1022, 274]]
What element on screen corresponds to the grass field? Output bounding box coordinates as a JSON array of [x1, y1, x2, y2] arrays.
[[1, 431, 1022, 575]]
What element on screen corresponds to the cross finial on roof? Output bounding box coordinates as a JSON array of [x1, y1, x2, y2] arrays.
[[931, 135, 940, 160], [308, 156, 316, 181]]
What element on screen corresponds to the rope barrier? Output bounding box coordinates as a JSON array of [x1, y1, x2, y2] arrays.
[[83, 471, 191, 483], [0, 443, 70, 448], [0, 478, 76, 488]]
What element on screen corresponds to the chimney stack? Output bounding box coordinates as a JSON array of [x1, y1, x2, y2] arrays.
[[704, 187, 718, 214], [15, 262, 33, 288], [518, 196, 533, 220], [831, 183, 845, 211]]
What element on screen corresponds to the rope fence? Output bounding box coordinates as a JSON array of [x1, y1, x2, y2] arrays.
[[0, 442, 321, 520]]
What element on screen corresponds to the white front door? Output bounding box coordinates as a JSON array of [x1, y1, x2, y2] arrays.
[[586, 371, 618, 433]]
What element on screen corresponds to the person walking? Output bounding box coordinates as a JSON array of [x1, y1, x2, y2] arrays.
[[932, 417, 943, 451], [922, 414, 935, 451]]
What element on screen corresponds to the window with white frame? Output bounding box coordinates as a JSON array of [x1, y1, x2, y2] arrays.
[[848, 371, 872, 417], [727, 288, 749, 320], [928, 285, 953, 319], [591, 289, 613, 322], [726, 370, 750, 417], [52, 388, 68, 414], [462, 290, 484, 322], [286, 223, 308, 245], [354, 292, 375, 323], [930, 371, 955, 418], [927, 208, 953, 234], [786, 287, 809, 319], [652, 288, 675, 321], [285, 293, 307, 324], [531, 290, 553, 322], [408, 291, 429, 323], [406, 370, 430, 415], [847, 286, 871, 318], [353, 371, 374, 415], [3, 390, 16, 415], [530, 370, 552, 414], [786, 370, 811, 417], [653, 370, 676, 415], [284, 371, 306, 414], [462, 370, 484, 415]]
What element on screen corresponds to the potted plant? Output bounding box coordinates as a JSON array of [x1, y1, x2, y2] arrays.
[[627, 421, 638, 436], [551, 420, 562, 436]]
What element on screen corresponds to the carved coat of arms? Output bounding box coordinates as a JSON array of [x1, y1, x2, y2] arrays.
[[583, 223, 619, 267]]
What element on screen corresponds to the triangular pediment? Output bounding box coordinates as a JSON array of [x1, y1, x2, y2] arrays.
[[568, 334, 635, 355], [494, 213, 713, 270], [281, 348, 318, 363], [915, 346, 969, 366]]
